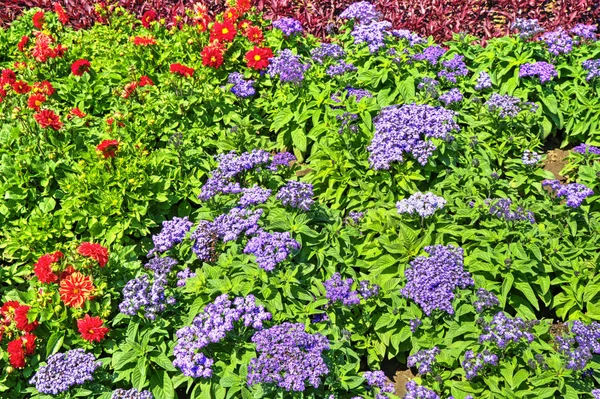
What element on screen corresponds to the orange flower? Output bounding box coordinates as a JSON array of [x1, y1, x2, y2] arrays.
[[59, 272, 94, 308]]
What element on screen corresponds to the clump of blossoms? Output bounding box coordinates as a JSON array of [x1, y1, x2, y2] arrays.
[[311, 43, 345, 64], [239, 185, 272, 207], [392, 29, 426, 46], [401, 245, 473, 315], [147, 216, 193, 257], [30, 349, 102, 394], [351, 20, 392, 53], [276, 180, 314, 211], [475, 71, 492, 90], [413, 45, 447, 65], [357, 280, 380, 299], [438, 54, 469, 83], [555, 320, 600, 370], [570, 24, 597, 40], [573, 143, 600, 156], [511, 18, 544, 39], [327, 61, 357, 77], [473, 288, 500, 313], [439, 88, 463, 105], [404, 381, 440, 399], [407, 347, 440, 374], [173, 294, 271, 378], [228, 72, 255, 98], [542, 180, 594, 208], [1, 301, 38, 368], [462, 349, 499, 379], [479, 312, 538, 349], [112, 388, 153, 399], [519, 62, 558, 84], [247, 322, 330, 391], [267, 49, 310, 84], [396, 192, 446, 218], [487, 198, 535, 223], [368, 103, 459, 169], [324, 273, 360, 305], [339, 1, 381, 24], [272, 17, 303, 36], [485, 93, 533, 119], [363, 370, 395, 399], [418, 77, 440, 98], [540, 29, 574, 56], [243, 231, 300, 271], [522, 149, 542, 165], [410, 318, 422, 332], [269, 151, 296, 171]]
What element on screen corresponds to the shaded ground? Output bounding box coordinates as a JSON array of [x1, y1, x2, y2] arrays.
[[394, 368, 416, 397], [543, 149, 569, 181]]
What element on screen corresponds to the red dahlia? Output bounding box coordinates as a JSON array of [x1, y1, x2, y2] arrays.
[[210, 20, 237, 42], [27, 94, 46, 111], [201, 45, 224, 68], [133, 36, 156, 46], [170, 63, 194, 78], [54, 3, 68, 24], [33, 251, 63, 283], [236, 0, 251, 13], [7, 339, 26, 368], [245, 26, 264, 44], [95, 140, 119, 159], [12, 80, 30, 94], [223, 7, 241, 22], [32, 11, 45, 29], [34, 109, 63, 130], [141, 10, 157, 28], [139, 75, 154, 86], [59, 272, 94, 308], [59, 265, 76, 280], [70, 107, 86, 118], [17, 36, 29, 52], [2, 69, 16, 84], [71, 59, 91, 76], [33, 81, 55, 96], [77, 315, 109, 342], [14, 305, 38, 332], [77, 242, 109, 266], [245, 46, 273, 70], [0, 301, 21, 324]]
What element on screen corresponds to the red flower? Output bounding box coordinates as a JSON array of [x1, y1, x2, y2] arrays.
[[54, 3, 69, 24], [14, 305, 38, 332], [169, 63, 194, 78], [33, 81, 55, 96], [14, 61, 27, 70], [59, 265, 76, 280], [121, 81, 138, 98], [34, 251, 63, 283], [32, 11, 45, 29], [133, 36, 156, 46], [12, 80, 30, 94], [54, 44, 68, 58], [141, 10, 157, 28], [139, 75, 154, 86], [7, 339, 26, 368], [27, 94, 47, 111], [95, 140, 119, 159], [17, 36, 29, 52], [245, 26, 264, 44], [22, 332, 37, 355], [2, 69, 16, 84], [70, 107, 86, 118], [0, 301, 21, 324], [77, 242, 109, 266], [71, 59, 91, 76], [59, 272, 94, 308], [34, 109, 63, 130], [223, 7, 241, 22], [192, 3, 210, 31], [238, 20, 252, 31], [210, 20, 237, 42], [236, 0, 251, 13], [77, 315, 109, 342], [245, 46, 273, 70], [201, 45, 224, 69]]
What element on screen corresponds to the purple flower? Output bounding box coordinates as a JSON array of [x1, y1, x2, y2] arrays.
[[112, 388, 154, 399], [311, 43, 345, 64], [339, 2, 381, 24], [439, 88, 463, 105], [30, 349, 102, 394], [396, 192, 446, 217], [213, 207, 262, 242], [239, 185, 272, 207], [479, 312, 538, 349], [409, 318, 422, 332], [438, 54, 469, 83], [583, 59, 600, 81], [148, 216, 193, 257], [228, 72, 256, 98], [276, 180, 314, 211], [324, 273, 360, 305], [368, 104, 459, 170], [417, 77, 440, 98], [391, 29, 426, 46], [357, 280, 380, 299], [593, 389, 600, 399], [267, 49, 310, 84], [407, 347, 440, 374], [519, 62, 558, 84], [573, 143, 600, 155], [337, 112, 359, 134], [473, 288, 500, 313], [555, 321, 600, 370], [351, 21, 392, 53], [268, 151, 297, 171], [248, 323, 330, 392], [485, 93, 530, 119], [542, 180, 594, 208], [511, 18, 544, 39], [272, 17, 303, 36], [413, 45, 447, 65], [327, 60, 358, 77], [363, 370, 394, 399], [347, 210, 365, 224], [346, 87, 373, 101], [570, 24, 597, 40], [176, 268, 196, 287], [404, 381, 440, 399], [401, 245, 473, 315], [244, 230, 300, 271], [540, 29, 574, 56], [522, 149, 542, 165], [462, 349, 498, 379], [191, 220, 219, 262], [475, 71, 492, 90], [488, 198, 535, 223]]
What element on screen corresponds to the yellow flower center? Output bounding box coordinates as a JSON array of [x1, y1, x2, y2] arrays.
[[222, 28, 229, 34], [211, 56, 217, 62], [89, 329, 94, 334], [73, 288, 80, 294], [254, 55, 261, 61], [35, 100, 42, 106]]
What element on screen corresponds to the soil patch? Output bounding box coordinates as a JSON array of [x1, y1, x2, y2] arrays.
[[543, 149, 569, 182], [394, 368, 416, 397]]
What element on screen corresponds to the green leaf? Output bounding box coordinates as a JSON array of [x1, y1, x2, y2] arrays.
[[45, 331, 64, 357], [291, 129, 307, 152]]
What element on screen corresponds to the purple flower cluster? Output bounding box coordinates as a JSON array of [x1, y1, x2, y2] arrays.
[[401, 245, 473, 315], [542, 180, 594, 208], [239, 185, 272, 207], [392, 29, 426, 46], [346, 87, 373, 101], [213, 207, 262, 242], [148, 216, 193, 257], [555, 321, 600, 370], [473, 288, 500, 313], [191, 220, 219, 262], [112, 388, 153, 399], [247, 322, 330, 391], [475, 71, 492, 90], [479, 312, 537, 349], [522, 149, 542, 165], [244, 230, 300, 271], [337, 112, 359, 134], [324, 273, 361, 305], [511, 18, 544, 39], [272, 18, 303, 36], [311, 43, 345, 64], [363, 370, 394, 399], [413, 45, 447, 65], [228, 72, 255, 98], [582, 59, 600, 81], [439, 88, 463, 105], [30, 349, 102, 394], [417, 77, 440, 98], [357, 280, 380, 299], [327, 61, 358, 77], [396, 192, 447, 217], [462, 349, 498, 379], [594, 389, 600, 399], [540, 29, 574, 56], [488, 198, 535, 223], [519, 62, 558, 84], [267, 49, 310, 84], [404, 381, 440, 399], [407, 347, 440, 374], [347, 210, 365, 224], [173, 294, 271, 378], [410, 318, 422, 332], [351, 21, 392, 53], [176, 267, 196, 287], [276, 180, 314, 211], [570, 24, 597, 40], [573, 143, 600, 155], [485, 93, 528, 119], [368, 103, 459, 169], [438, 54, 469, 83], [269, 151, 297, 171], [339, 1, 381, 24]]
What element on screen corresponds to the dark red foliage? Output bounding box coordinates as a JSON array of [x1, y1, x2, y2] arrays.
[[1, 0, 599, 42]]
